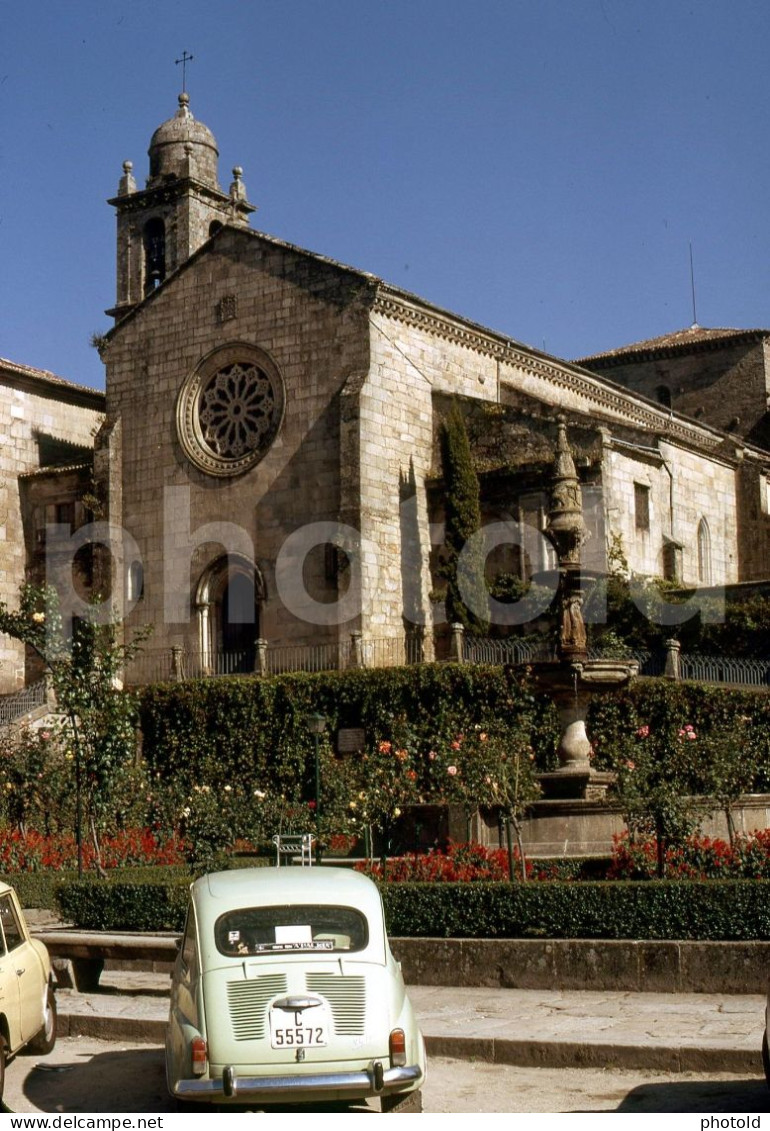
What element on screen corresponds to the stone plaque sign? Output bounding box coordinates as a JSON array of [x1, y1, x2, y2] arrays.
[[337, 727, 365, 754]]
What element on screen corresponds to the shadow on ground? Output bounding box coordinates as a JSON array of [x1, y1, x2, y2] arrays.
[[20, 1047, 373, 1114], [612, 1078, 770, 1114]]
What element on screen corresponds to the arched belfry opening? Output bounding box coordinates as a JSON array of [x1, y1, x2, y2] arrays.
[[195, 555, 266, 674], [143, 218, 166, 293], [107, 93, 255, 321]]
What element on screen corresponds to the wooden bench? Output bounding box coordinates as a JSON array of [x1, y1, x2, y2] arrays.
[[33, 931, 180, 992]]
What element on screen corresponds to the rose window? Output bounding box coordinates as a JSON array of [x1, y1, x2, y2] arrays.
[[177, 346, 285, 477], [198, 363, 275, 459]]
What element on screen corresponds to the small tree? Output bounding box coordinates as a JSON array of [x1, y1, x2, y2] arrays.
[[427, 725, 541, 880], [698, 714, 766, 844], [355, 738, 419, 867], [610, 719, 706, 877], [0, 585, 148, 875]]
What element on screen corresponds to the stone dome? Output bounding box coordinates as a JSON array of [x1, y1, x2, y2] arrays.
[[147, 93, 220, 188]]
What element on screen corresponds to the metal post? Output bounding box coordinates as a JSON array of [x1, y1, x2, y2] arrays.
[[305, 713, 326, 866], [314, 734, 321, 865]]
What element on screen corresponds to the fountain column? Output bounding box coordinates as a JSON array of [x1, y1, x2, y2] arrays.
[[530, 417, 637, 802]]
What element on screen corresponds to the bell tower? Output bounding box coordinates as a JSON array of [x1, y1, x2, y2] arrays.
[[107, 93, 255, 321]]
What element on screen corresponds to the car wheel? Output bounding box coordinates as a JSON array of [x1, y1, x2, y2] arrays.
[[381, 1089, 422, 1113], [763, 1030, 770, 1089], [27, 986, 57, 1055]]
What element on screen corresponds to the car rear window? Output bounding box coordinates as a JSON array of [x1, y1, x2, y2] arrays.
[[214, 904, 369, 957]]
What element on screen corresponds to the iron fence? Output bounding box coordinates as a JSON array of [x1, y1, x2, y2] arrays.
[[463, 636, 545, 665], [121, 635, 770, 691], [0, 679, 49, 726], [680, 654, 770, 688], [266, 642, 349, 676]]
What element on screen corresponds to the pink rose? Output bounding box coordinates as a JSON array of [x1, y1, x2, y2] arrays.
[[447, 765, 458, 776]]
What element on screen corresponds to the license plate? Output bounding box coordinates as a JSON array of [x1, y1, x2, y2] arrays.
[[269, 1011, 329, 1050]]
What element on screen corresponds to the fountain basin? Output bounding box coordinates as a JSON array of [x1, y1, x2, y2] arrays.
[[528, 658, 638, 799]]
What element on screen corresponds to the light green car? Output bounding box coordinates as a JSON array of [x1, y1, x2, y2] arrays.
[[165, 866, 426, 1111]]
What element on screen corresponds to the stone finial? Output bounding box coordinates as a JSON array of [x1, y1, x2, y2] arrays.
[[228, 165, 256, 224], [230, 166, 247, 202], [118, 160, 136, 196], [546, 416, 587, 568]]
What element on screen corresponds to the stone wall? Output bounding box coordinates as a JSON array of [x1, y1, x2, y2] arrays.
[[601, 437, 739, 584], [583, 336, 770, 440], [0, 364, 103, 693], [103, 228, 372, 665]]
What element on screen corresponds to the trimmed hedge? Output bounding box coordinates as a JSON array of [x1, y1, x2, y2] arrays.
[[138, 664, 770, 793], [56, 879, 191, 931], [54, 876, 770, 939], [382, 880, 770, 940], [2, 872, 63, 910]]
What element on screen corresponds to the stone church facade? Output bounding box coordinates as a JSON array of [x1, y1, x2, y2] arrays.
[[4, 93, 770, 690], [0, 358, 104, 692]]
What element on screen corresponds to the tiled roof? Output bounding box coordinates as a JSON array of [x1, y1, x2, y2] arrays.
[[577, 326, 770, 366], [18, 460, 92, 479], [0, 357, 105, 402]]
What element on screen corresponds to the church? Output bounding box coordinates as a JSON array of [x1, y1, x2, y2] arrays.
[[3, 92, 770, 692]]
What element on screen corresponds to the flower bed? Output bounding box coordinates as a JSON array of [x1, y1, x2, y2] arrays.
[[608, 830, 770, 880], [0, 826, 186, 872], [357, 842, 591, 882]]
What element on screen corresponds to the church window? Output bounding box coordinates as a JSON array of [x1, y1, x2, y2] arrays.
[[126, 560, 144, 603], [655, 385, 672, 408], [634, 483, 650, 532], [209, 220, 223, 238], [143, 218, 166, 293], [176, 344, 285, 477], [697, 518, 712, 584]]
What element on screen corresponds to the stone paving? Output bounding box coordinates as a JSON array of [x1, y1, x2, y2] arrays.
[[53, 968, 767, 1075]]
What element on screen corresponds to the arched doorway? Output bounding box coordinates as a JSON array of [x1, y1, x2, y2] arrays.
[[196, 556, 265, 675]]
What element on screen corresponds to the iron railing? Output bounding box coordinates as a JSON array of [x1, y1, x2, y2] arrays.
[[0, 679, 49, 727], [679, 654, 770, 688], [266, 642, 349, 676], [121, 636, 770, 691], [463, 636, 545, 665]]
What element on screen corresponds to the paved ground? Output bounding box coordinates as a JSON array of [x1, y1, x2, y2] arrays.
[[4, 1042, 769, 1114], [53, 967, 768, 1075]]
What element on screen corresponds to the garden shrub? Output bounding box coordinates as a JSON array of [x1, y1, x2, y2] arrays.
[[381, 879, 770, 940], [54, 872, 770, 939], [56, 879, 191, 931], [609, 830, 770, 880], [140, 667, 770, 798]]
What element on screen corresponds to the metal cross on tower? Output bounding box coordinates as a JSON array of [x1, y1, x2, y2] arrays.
[[175, 51, 194, 92]]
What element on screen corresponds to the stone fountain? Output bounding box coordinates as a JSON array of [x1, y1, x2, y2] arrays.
[[531, 417, 638, 803]]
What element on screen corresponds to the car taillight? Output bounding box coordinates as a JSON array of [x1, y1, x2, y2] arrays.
[[191, 1035, 207, 1076], [389, 1028, 407, 1067]]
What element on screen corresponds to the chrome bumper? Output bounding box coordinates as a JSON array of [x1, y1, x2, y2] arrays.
[[174, 1062, 422, 1101]]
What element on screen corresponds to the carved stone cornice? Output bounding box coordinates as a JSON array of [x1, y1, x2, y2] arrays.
[[372, 288, 726, 454]]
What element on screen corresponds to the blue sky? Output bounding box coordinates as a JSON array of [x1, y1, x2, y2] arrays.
[[2, 0, 770, 391]]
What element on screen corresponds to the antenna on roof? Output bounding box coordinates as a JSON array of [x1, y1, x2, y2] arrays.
[[689, 242, 700, 330]]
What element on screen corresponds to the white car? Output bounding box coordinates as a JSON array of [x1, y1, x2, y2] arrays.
[[0, 880, 57, 1097], [165, 866, 426, 1110]]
